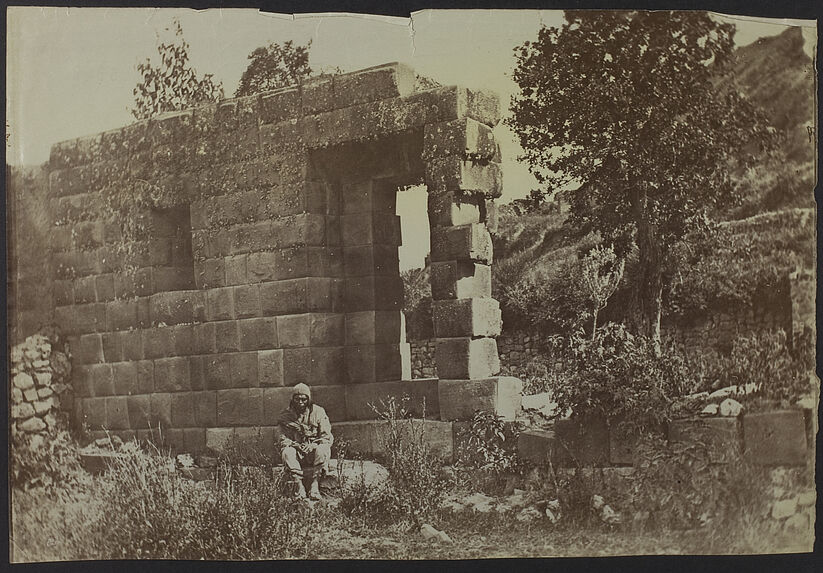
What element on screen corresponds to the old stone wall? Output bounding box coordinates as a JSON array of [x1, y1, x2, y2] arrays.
[[44, 63, 516, 453]]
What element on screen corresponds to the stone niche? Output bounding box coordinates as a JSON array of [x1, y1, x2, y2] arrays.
[[48, 62, 521, 457]]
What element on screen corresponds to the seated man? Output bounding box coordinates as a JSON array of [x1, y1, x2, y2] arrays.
[[276, 383, 333, 500]]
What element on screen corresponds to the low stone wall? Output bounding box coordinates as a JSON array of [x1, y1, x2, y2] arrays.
[[518, 408, 815, 468], [10, 333, 74, 435]]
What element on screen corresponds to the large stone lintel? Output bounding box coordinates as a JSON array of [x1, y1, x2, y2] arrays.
[[438, 376, 522, 421], [422, 118, 498, 161]]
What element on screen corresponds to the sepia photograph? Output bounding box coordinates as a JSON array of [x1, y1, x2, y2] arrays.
[[6, 6, 819, 560]]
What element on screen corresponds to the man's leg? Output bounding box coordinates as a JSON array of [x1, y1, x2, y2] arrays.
[[281, 446, 307, 498], [304, 444, 331, 500]]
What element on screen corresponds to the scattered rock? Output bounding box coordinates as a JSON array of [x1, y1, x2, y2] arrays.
[[796, 492, 815, 507], [546, 499, 561, 512], [784, 512, 809, 532], [701, 404, 719, 416], [197, 455, 219, 468], [601, 504, 622, 525], [13, 402, 35, 420], [544, 508, 560, 524], [176, 453, 195, 468], [771, 498, 798, 520], [420, 523, 450, 542], [719, 398, 743, 417], [591, 494, 605, 510], [19, 417, 47, 433], [462, 492, 496, 513], [516, 506, 542, 522]]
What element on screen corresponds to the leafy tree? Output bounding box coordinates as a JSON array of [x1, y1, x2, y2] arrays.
[[508, 11, 774, 347], [235, 40, 312, 97], [132, 18, 223, 120]]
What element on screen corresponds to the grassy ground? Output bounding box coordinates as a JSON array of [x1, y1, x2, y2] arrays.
[[10, 460, 813, 561]]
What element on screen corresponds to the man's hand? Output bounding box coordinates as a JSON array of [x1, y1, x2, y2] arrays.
[[296, 443, 312, 454]]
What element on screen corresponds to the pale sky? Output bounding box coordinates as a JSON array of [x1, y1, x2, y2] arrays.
[[6, 8, 816, 269]]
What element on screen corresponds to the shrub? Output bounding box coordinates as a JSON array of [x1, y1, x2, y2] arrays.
[[630, 434, 773, 532], [11, 428, 82, 491], [552, 324, 692, 435], [91, 445, 323, 559], [703, 328, 815, 405], [456, 411, 521, 474], [372, 397, 452, 526]]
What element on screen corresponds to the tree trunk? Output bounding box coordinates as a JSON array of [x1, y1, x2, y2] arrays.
[[633, 189, 663, 354]]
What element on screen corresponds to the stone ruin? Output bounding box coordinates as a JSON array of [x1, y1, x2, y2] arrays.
[[44, 63, 522, 457]]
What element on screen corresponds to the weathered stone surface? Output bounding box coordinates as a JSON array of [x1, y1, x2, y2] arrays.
[[77, 334, 104, 364], [334, 63, 416, 108], [668, 417, 741, 464], [309, 385, 347, 422], [260, 387, 294, 423], [425, 157, 502, 197], [438, 377, 521, 421], [343, 245, 400, 277], [430, 223, 493, 264], [258, 349, 284, 387], [422, 118, 497, 161], [344, 276, 404, 312], [333, 419, 454, 462], [13, 372, 35, 391], [105, 396, 130, 430], [340, 212, 402, 247], [111, 362, 139, 396], [153, 357, 191, 393], [344, 311, 404, 346], [432, 298, 501, 338], [743, 410, 808, 466], [553, 417, 610, 466], [238, 317, 278, 351], [435, 337, 500, 380], [127, 395, 151, 430], [206, 287, 235, 321], [19, 417, 48, 433], [345, 343, 411, 384], [344, 379, 439, 420], [517, 429, 555, 465], [217, 388, 263, 426], [427, 191, 484, 228], [205, 427, 236, 454], [309, 346, 346, 385]]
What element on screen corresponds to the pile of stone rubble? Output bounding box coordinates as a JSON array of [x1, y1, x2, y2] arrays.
[[10, 332, 73, 435]]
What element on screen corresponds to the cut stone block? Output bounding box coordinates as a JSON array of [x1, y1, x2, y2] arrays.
[[260, 387, 294, 423], [258, 349, 284, 387], [345, 311, 404, 345], [214, 321, 240, 353], [310, 346, 346, 385], [90, 364, 115, 397], [553, 417, 610, 467], [238, 317, 279, 351], [153, 357, 191, 393], [204, 354, 232, 391], [332, 419, 454, 462], [126, 395, 151, 430], [344, 276, 404, 312], [205, 428, 236, 454], [340, 213, 402, 247], [343, 245, 400, 277], [309, 385, 347, 422], [435, 337, 500, 380], [276, 313, 311, 348], [345, 343, 411, 384], [259, 278, 334, 315], [283, 347, 311, 386], [217, 388, 263, 426], [438, 376, 522, 421], [206, 287, 235, 321], [142, 327, 172, 359], [82, 397, 107, 429], [333, 62, 416, 108], [171, 392, 197, 428], [77, 334, 104, 365], [233, 285, 261, 319], [428, 191, 483, 227], [149, 291, 195, 325], [425, 157, 502, 197], [422, 117, 497, 161], [517, 429, 556, 465], [111, 362, 139, 396], [668, 417, 741, 464], [341, 180, 396, 214], [309, 313, 345, 346], [430, 223, 493, 264], [149, 393, 172, 428], [344, 379, 440, 421], [259, 87, 300, 124], [193, 391, 217, 427], [432, 298, 501, 338], [229, 352, 259, 388], [743, 410, 808, 466]]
